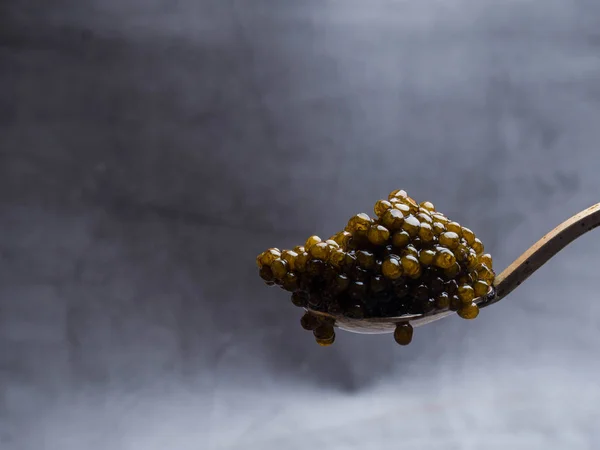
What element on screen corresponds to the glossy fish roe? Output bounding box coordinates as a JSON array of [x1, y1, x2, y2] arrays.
[[256, 189, 495, 347]]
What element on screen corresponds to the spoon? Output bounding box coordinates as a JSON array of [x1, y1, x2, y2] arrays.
[[306, 203, 600, 335]]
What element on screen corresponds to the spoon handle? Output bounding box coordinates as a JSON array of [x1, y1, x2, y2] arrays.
[[489, 203, 600, 305]]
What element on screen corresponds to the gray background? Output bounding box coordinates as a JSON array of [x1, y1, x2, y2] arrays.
[[2, 0, 600, 449]]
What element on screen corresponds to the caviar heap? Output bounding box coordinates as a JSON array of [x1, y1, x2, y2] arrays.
[[256, 190, 495, 347]]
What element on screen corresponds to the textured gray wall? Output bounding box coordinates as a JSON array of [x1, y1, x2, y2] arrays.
[[2, 0, 600, 449]]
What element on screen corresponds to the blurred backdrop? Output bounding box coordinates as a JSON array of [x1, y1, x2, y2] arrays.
[[2, 0, 600, 449]]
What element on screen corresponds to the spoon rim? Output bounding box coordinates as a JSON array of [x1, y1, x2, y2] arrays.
[[306, 286, 497, 328]]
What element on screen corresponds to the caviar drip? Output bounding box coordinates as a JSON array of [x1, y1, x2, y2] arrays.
[[256, 189, 495, 347]]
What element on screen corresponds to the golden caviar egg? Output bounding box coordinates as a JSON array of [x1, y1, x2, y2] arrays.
[[420, 201, 436, 212], [367, 224, 391, 245], [466, 250, 478, 270], [316, 335, 335, 346], [458, 302, 479, 320], [418, 249, 436, 266], [300, 312, 320, 330], [455, 243, 469, 261], [472, 238, 484, 255], [309, 242, 331, 260], [445, 279, 458, 294], [305, 235, 322, 250], [469, 268, 480, 281], [430, 276, 445, 294], [259, 266, 275, 283], [478, 253, 493, 268], [282, 272, 298, 291], [332, 231, 352, 248], [413, 284, 429, 302], [390, 202, 411, 215], [401, 255, 421, 278], [344, 302, 366, 319], [370, 275, 388, 293], [295, 252, 309, 272], [281, 250, 298, 270], [432, 213, 448, 224], [313, 324, 335, 340], [457, 284, 475, 303], [345, 302, 365, 319], [397, 195, 419, 212], [392, 230, 411, 248], [402, 215, 420, 237], [461, 249, 474, 265], [381, 209, 405, 231], [393, 283, 409, 298], [458, 273, 472, 285], [325, 239, 340, 249], [461, 227, 476, 245], [443, 262, 461, 278], [356, 250, 376, 269], [416, 212, 433, 224], [256, 254, 265, 269], [344, 252, 357, 269], [374, 199, 393, 217], [291, 291, 307, 307], [432, 221, 446, 235], [476, 263, 495, 283], [419, 222, 435, 242], [388, 189, 408, 200], [434, 248, 456, 269], [346, 213, 372, 233], [393, 323, 413, 346], [328, 248, 347, 268], [271, 259, 289, 279], [473, 279, 489, 297], [404, 244, 418, 257], [293, 245, 305, 254], [449, 294, 461, 311], [256, 248, 281, 268], [323, 265, 338, 281], [435, 292, 450, 309], [306, 259, 325, 277], [334, 273, 350, 292], [446, 222, 462, 236], [439, 231, 460, 249], [382, 257, 403, 279]]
